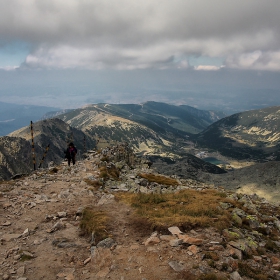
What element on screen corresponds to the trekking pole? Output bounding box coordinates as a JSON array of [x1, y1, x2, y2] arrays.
[[83, 135, 86, 155], [38, 144, 50, 168], [30, 121, 36, 170], [66, 132, 73, 145]]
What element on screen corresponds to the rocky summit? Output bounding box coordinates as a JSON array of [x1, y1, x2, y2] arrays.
[[1, 144, 280, 280]]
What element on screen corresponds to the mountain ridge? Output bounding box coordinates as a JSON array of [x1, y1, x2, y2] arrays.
[[196, 106, 280, 161], [54, 101, 226, 158]]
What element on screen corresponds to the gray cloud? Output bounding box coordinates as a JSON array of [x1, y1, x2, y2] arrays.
[[1, 0, 280, 70]]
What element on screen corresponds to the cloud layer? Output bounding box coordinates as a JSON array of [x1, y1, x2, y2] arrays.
[[1, 0, 280, 70]]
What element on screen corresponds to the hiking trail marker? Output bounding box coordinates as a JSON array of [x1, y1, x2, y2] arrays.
[[30, 121, 36, 170]]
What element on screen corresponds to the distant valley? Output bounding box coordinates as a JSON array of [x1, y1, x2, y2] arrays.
[[0, 101, 280, 204]]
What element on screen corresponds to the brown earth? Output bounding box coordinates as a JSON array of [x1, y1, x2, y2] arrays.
[[0, 159, 220, 280]]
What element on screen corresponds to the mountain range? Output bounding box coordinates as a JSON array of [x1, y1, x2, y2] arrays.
[[0, 101, 280, 183], [55, 101, 226, 157]]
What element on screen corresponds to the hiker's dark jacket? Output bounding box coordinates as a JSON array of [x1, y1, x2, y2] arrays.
[[65, 146, 77, 159]]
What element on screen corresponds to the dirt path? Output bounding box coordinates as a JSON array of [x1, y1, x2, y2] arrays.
[[0, 159, 202, 280]]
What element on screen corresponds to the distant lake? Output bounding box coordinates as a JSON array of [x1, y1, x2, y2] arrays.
[[203, 157, 227, 165]]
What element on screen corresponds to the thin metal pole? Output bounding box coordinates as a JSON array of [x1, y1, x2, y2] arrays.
[[83, 135, 86, 155], [38, 144, 50, 168], [30, 121, 36, 170]]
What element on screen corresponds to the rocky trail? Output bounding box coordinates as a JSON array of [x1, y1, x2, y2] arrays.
[[1, 148, 280, 280]]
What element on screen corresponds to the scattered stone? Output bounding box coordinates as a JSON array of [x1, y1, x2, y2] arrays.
[[14, 254, 21, 260], [57, 211, 67, 218], [159, 235, 174, 241], [22, 228, 29, 237], [1, 221, 12, 226], [168, 260, 186, 272], [96, 238, 116, 248], [76, 206, 84, 216], [168, 226, 182, 235], [48, 221, 65, 233], [169, 238, 183, 247], [188, 245, 199, 255], [178, 234, 204, 245], [22, 251, 34, 258], [97, 194, 115, 205], [83, 257, 91, 265], [144, 236, 161, 246], [96, 267, 110, 278], [17, 266, 26, 277], [230, 271, 242, 280], [56, 268, 75, 279]]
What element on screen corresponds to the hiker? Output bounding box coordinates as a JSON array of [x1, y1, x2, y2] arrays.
[[65, 142, 77, 166]]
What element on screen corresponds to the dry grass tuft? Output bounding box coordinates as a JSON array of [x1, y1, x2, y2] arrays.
[[115, 189, 231, 232], [99, 166, 109, 180], [238, 262, 268, 280], [107, 165, 120, 179], [138, 172, 179, 186], [127, 216, 158, 237], [100, 155, 109, 162], [79, 207, 110, 243], [83, 178, 102, 189], [98, 164, 120, 180]]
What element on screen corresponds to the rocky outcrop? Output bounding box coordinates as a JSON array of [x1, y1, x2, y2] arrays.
[[0, 136, 38, 180]]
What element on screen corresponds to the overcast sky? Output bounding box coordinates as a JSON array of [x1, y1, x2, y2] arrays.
[[0, 0, 280, 113]]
